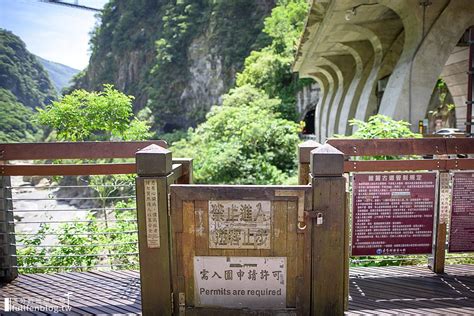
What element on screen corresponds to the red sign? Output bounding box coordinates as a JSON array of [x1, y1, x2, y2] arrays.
[[352, 172, 437, 256], [449, 172, 474, 253]]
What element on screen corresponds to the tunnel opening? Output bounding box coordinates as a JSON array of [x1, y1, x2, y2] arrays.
[[302, 108, 315, 135]]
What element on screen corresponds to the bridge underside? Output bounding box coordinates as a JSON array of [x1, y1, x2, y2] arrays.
[[294, 0, 474, 142]]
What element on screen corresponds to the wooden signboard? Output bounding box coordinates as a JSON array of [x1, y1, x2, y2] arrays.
[[449, 171, 474, 253], [170, 185, 312, 314], [352, 172, 437, 256], [144, 179, 160, 248], [194, 256, 286, 308]]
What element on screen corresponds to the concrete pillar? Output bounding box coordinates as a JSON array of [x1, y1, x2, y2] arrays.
[[325, 54, 357, 137], [378, 0, 474, 128]]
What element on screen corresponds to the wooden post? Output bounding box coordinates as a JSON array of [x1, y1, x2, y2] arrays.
[[310, 144, 346, 315], [298, 140, 321, 185], [344, 191, 350, 311], [136, 144, 173, 315], [429, 171, 449, 273], [0, 173, 18, 282]]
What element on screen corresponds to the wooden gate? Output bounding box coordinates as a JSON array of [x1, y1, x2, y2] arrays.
[[169, 185, 312, 315], [135, 144, 348, 316]]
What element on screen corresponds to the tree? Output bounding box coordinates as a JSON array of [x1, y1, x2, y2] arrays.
[[172, 85, 302, 184], [37, 84, 151, 141], [236, 0, 311, 121]]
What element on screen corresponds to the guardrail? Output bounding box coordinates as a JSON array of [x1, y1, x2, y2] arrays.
[[298, 137, 474, 273], [0, 141, 192, 282]]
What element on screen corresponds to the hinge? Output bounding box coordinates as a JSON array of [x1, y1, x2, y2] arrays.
[[179, 292, 185, 315]]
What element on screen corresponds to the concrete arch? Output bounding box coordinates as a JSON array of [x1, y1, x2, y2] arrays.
[[364, 29, 405, 120], [441, 45, 470, 128], [310, 66, 337, 142], [329, 41, 368, 135], [352, 17, 405, 127], [341, 40, 375, 134], [378, 0, 474, 127], [317, 62, 342, 141], [308, 73, 329, 142], [324, 53, 357, 137]]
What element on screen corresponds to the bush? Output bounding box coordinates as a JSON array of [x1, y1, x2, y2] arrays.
[[37, 84, 151, 141], [172, 85, 302, 184]]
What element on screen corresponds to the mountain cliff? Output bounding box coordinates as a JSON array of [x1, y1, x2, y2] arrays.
[[0, 29, 57, 142], [74, 0, 275, 132]]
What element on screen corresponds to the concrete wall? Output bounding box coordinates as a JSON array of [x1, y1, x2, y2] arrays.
[[294, 0, 474, 142]]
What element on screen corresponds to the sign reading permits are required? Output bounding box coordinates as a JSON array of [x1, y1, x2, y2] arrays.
[[194, 256, 286, 309]]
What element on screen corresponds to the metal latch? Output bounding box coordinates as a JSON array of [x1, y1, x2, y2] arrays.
[[304, 211, 324, 225]]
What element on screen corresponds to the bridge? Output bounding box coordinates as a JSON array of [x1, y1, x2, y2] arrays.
[[294, 0, 474, 142]]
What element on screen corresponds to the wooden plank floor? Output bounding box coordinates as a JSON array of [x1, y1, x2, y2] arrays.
[[347, 264, 474, 315], [0, 265, 473, 315], [0, 270, 141, 315]]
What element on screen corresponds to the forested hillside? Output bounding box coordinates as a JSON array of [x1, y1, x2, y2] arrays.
[[74, 0, 275, 132], [0, 29, 56, 109], [0, 29, 57, 142], [37, 56, 79, 93]]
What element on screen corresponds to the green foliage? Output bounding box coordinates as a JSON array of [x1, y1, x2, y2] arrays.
[[0, 29, 56, 109], [160, 130, 189, 146], [172, 85, 302, 184], [349, 115, 421, 140], [0, 89, 42, 142], [17, 199, 139, 273], [236, 0, 311, 121], [262, 0, 309, 55], [342, 114, 421, 160], [210, 0, 272, 69], [16, 224, 50, 273], [37, 84, 151, 141]]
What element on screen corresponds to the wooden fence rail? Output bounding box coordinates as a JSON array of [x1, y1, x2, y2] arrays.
[[298, 138, 474, 184], [0, 141, 167, 160]]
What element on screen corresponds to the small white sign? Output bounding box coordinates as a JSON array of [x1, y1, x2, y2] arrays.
[[194, 256, 286, 309], [144, 179, 160, 248], [208, 200, 271, 249]]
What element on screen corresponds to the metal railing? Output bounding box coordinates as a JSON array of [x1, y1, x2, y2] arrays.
[[0, 141, 174, 280], [7, 176, 139, 273]]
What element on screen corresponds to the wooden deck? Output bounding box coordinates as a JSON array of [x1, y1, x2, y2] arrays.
[[348, 264, 474, 315], [0, 265, 473, 315]]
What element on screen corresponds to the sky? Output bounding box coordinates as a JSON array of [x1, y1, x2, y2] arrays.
[[0, 0, 108, 70]]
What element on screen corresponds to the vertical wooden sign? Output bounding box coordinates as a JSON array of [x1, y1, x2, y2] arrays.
[[144, 179, 160, 248]]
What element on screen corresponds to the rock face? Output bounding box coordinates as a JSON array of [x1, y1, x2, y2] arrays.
[[75, 0, 275, 132], [180, 30, 227, 120]]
